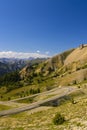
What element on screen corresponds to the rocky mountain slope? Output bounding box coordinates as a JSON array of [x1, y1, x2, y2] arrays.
[[20, 44, 87, 86], [0, 45, 87, 130], [0, 44, 87, 97]]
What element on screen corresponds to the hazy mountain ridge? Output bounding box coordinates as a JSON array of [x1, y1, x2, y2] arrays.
[[0, 58, 47, 76], [0, 45, 87, 93], [0, 58, 27, 76]]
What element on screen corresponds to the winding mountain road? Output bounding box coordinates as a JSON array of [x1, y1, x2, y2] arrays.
[[0, 86, 78, 117]]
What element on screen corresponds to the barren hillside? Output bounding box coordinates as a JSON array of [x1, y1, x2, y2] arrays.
[[64, 44, 87, 65]]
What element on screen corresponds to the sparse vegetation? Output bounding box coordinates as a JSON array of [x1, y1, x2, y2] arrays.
[[0, 46, 87, 129], [0, 86, 87, 129]]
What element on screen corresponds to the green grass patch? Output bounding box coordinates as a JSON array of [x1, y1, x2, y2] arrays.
[[16, 97, 35, 104], [0, 104, 12, 111]]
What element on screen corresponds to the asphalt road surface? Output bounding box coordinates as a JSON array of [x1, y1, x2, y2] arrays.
[[0, 86, 78, 117]]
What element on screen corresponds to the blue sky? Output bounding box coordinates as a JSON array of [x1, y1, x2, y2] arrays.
[[0, 0, 87, 58]]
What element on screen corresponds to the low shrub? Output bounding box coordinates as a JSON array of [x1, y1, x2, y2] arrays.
[[53, 113, 65, 125]]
